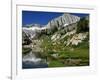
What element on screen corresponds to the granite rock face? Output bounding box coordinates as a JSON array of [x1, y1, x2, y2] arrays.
[[45, 13, 80, 32]]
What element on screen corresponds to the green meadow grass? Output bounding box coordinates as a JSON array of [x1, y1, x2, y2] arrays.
[[39, 35, 89, 67]]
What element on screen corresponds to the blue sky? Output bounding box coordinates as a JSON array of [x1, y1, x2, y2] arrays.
[[22, 11, 89, 26]]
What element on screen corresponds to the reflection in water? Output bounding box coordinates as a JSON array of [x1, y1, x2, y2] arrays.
[[22, 51, 48, 69]]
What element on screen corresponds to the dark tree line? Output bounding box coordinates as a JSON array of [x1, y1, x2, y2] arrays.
[[77, 16, 89, 33]]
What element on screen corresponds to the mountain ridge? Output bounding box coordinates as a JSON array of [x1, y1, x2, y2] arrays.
[[22, 13, 80, 42]]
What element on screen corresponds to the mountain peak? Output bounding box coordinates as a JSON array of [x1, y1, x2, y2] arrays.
[[23, 23, 44, 28]]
